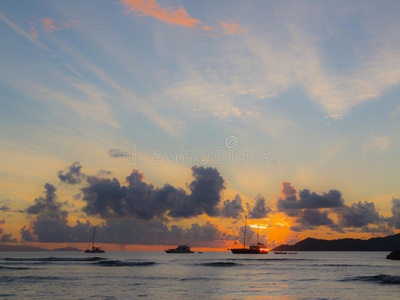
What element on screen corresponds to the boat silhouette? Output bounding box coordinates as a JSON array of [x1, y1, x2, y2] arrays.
[[165, 244, 194, 253], [231, 216, 268, 254], [84, 226, 105, 253]]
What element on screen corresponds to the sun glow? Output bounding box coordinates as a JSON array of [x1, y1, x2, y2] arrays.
[[250, 224, 268, 229], [260, 213, 299, 248]]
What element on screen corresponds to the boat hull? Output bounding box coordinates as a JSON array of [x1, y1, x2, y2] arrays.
[[165, 250, 194, 253], [84, 249, 105, 253], [165, 244, 194, 253], [231, 248, 268, 254]]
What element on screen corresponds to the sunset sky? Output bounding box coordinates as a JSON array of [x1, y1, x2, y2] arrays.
[[1, 0, 400, 251]]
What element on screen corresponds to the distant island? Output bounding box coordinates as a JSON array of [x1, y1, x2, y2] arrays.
[[0, 244, 81, 252], [272, 233, 400, 251], [53, 247, 83, 252]]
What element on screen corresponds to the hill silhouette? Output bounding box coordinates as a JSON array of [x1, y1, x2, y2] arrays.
[[272, 233, 400, 251]]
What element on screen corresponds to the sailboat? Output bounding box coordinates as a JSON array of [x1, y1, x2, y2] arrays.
[[231, 216, 268, 254], [84, 226, 105, 253]]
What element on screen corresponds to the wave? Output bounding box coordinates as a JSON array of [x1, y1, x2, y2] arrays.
[[0, 266, 32, 270], [179, 277, 211, 281], [344, 274, 400, 285], [315, 263, 368, 267], [199, 262, 240, 267], [4, 257, 106, 262], [227, 258, 307, 262], [0, 276, 69, 283], [96, 260, 156, 267]]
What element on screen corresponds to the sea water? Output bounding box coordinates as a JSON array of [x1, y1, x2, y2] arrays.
[[1, 251, 399, 299]]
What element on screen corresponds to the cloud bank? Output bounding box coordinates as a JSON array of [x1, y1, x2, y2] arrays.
[[15, 164, 400, 245], [20, 181, 228, 245], [82, 166, 225, 220], [277, 182, 395, 233]]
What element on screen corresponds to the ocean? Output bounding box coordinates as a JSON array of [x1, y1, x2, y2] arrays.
[[1, 251, 399, 299]]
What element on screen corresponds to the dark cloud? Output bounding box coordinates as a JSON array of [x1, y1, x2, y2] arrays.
[[26, 183, 61, 215], [187, 166, 225, 217], [82, 166, 225, 220], [387, 198, 400, 229], [108, 149, 125, 158], [0, 219, 4, 235], [221, 194, 244, 219], [277, 182, 400, 233], [361, 225, 393, 235], [21, 208, 226, 246], [277, 188, 345, 213], [296, 209, 334, 228], [21, 184, 91, 243], [0, 199, 11, 212], [181, 222, 226, 244], [293, 209, 343, 232], [58, 161, 85, 184], [0, 219, 17, 243], [97, 220, 226, 246], [20, 218, 91, 244], [70, 220, 92, 242], [96, 219, 171, 244], [0, 233, 16, 243], [279, 184, 385, 232], [20, 225, 37, 242], [289, 226, 303, 232], [281, 182, 297, 198], [95, 219, 227, 246], [277, 183, 346, 232], [20, 165, 229, 245], [98, 170, 112, 177], [82, 177, 128, 219], [336, 201, 381, 228], [29, 210, 73, 243], [0, 205, 10, 212], [248, 195, 271, 219]]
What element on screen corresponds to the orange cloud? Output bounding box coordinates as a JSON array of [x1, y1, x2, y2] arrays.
[[61, 20, 80, 28], [120, 0, 243, 37], [201, 24, 214, 31], [204, 21, 241, 37], [218, 21, 239, 35], [40, 18, 80, 33], [30, 26, 38, 39], [120, 0, 202, 27]]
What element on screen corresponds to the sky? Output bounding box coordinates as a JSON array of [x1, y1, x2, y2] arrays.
[[1, 0, 400, 251]]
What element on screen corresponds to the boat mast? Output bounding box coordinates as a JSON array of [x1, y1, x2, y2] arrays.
[[257, 224, 259, 245], [92, 226, 96, 249], [244, 215, 247, 248]]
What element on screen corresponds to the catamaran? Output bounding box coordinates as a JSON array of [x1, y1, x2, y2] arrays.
[[84, 226, 105, 253]]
